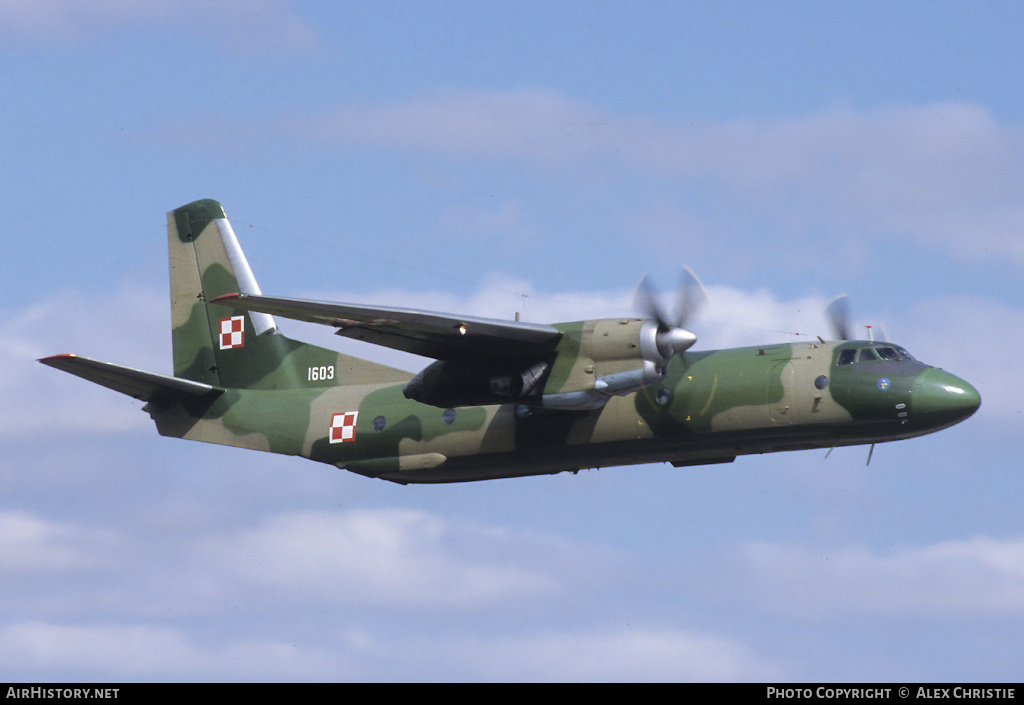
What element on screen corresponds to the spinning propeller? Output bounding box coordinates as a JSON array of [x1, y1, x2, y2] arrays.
[[825, 295, 887, 342], [825, 295, 852, 341], [633, 267, 707, 358]]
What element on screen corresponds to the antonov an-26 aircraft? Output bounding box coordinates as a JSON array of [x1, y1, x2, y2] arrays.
[[41, 199, 980, 484]]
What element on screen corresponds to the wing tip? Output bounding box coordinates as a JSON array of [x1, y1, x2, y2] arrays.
[[39, 353, 78, 365]]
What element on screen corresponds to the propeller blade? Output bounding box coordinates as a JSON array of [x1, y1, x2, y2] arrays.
[[633, 273, 670, 330], [825, 295, 851, 341], [673, 265, 708, 330]]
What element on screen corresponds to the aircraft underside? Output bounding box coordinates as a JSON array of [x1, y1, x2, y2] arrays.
[[347, 417, 953, 484]]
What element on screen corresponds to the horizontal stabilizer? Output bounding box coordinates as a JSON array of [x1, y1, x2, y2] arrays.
[[39, 354, 223, 402], [211, 293, 563, 360]]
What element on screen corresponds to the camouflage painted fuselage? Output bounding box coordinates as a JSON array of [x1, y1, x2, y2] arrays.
[[151, 333, 979, 484], [44, 199, 980, 485]]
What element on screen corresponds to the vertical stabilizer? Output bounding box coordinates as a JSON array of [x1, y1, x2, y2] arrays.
[[169, 199, 268, 387], [168, 200, 410, 390]]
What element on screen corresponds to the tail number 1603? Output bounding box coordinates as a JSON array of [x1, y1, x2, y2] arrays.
[[307, 365, 335, 382]]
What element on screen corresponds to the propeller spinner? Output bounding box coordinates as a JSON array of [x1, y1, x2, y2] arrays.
[[633, 267, 707, 358]]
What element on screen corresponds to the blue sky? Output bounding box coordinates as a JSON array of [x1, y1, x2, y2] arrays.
[[2, 1, 1023, 682]]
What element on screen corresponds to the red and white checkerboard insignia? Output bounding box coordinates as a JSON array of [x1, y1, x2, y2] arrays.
[[329, 411, 358, 444], [219, 316, 245, 350]]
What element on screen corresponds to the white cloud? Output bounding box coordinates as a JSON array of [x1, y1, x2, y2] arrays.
[[303, 277, 839, 350], [1, 507, 695, 680], [0, 0, 157, 39], [0, 504, 601, 623], [0, 621, 348, 680], [742, 535, 1024, 618], [402, 627, 782, 682], [288, 90, 1024, 266], [0, 0, 319, 53], [0, 618, 780, 682], [200, 509, 568, 608], [0, 622, 197, 676], [304, 89, 608, 164], [0, 284, 167, 438], [0, 512, 122, 573]]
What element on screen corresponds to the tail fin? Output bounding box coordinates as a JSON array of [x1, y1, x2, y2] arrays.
[[168, 199, 410, 389]]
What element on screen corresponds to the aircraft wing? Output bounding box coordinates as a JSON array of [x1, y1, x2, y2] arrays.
[[211, 293, 562, 360], [39, 354, 223, 402]]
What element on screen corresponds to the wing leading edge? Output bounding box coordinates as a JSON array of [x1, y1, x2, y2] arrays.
[[210, 293, 563, 360]]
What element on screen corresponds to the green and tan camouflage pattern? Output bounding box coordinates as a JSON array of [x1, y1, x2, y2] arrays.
[[167, 199, 410, 390], [75, 200, 984, 484]]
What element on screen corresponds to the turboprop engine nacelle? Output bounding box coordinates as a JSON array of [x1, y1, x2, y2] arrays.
[[539, 317, 696, 410]]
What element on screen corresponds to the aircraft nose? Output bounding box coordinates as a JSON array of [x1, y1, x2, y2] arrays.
[[912, 368, 981, 429]]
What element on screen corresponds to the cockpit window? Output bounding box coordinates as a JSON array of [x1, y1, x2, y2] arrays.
[[837, 345, 918, 366]]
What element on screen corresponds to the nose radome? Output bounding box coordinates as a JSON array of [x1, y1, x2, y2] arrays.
[[912, 368, 981, 429]]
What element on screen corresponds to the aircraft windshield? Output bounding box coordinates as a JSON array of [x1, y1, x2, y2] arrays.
[[836, 345, 917, 366]]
